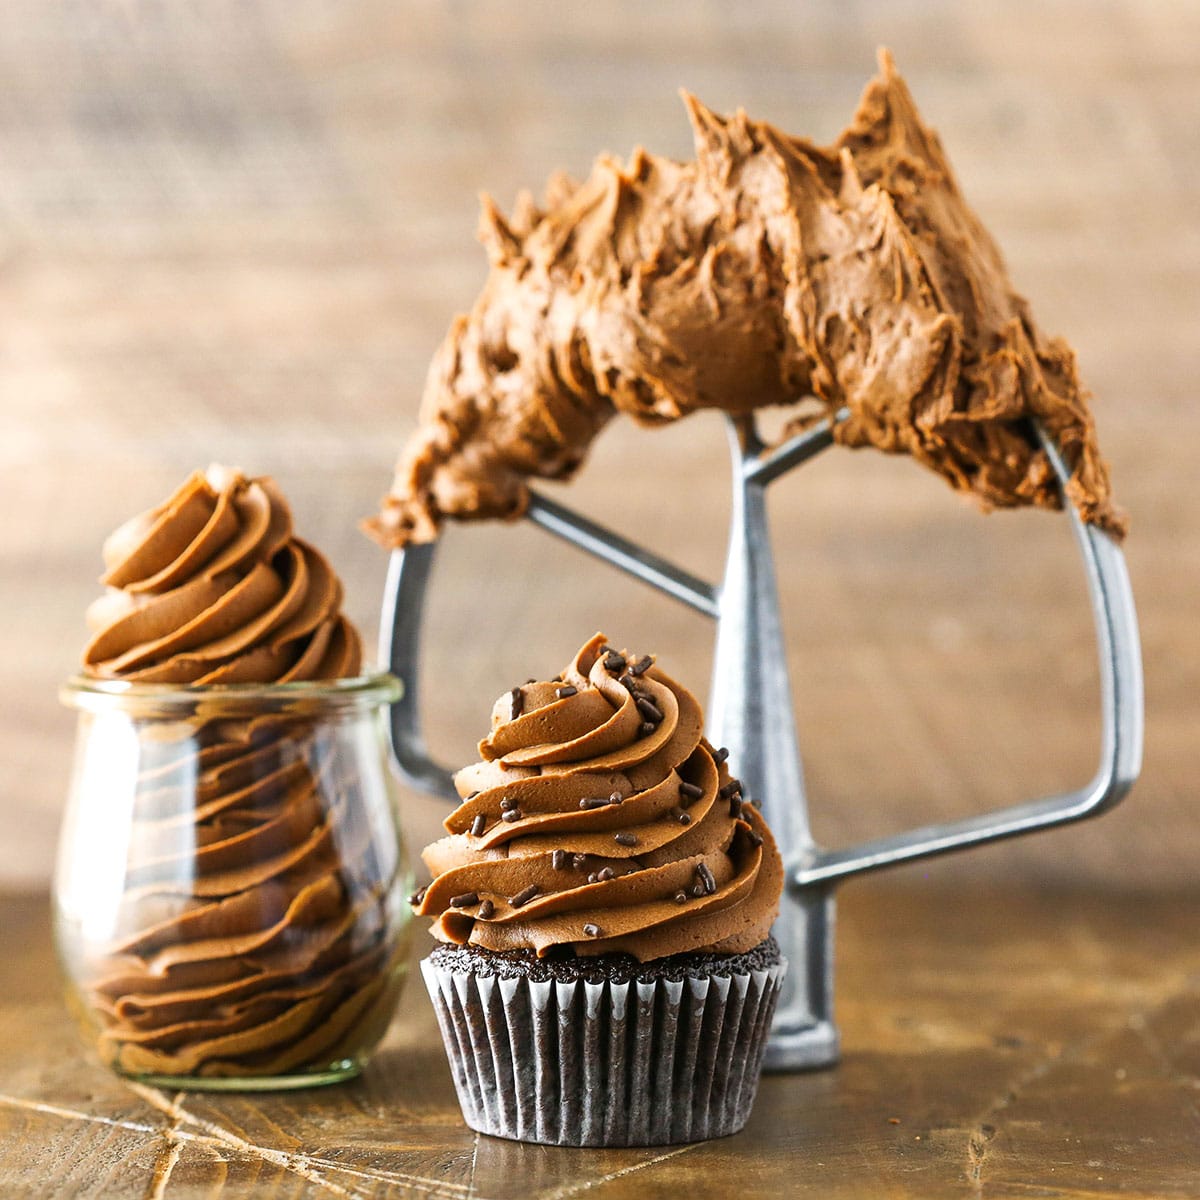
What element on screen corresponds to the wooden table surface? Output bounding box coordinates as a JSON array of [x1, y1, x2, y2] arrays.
[[2, 881, 1198, 1199]]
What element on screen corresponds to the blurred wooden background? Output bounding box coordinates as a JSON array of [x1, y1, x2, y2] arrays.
[[1, 1, 1196, 890]]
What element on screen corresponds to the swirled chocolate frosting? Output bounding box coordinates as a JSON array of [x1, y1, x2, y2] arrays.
[[368, 49, 1125, 548], [84, 464, 361, 683], [72, 468, 405, 1079], [413, 633, 783, 960]]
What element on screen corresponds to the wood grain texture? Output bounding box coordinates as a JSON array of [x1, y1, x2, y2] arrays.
[[2, 882, 1199, 1198], [1, 0, 1198, 887]]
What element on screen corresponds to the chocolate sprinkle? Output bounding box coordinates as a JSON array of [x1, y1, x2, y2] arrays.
[[712, 746, 730, 765], [697, 862, 717, 895], [629, 654, 653, 676], [450, 891, 479, 908], [510, 884, 540, 908], [639, 721, 656, 737], [551, 849, 569, 870], [597, 866, 615, 882], [677, 811, 692, 825], [510, 686, 524, 718], [408, 886, 427, 907], [477, 899, 495, 919], [587, 872, 598, 884], [679, 780, 703, 800], [692, 882, 706, 897], [718, 779, 743, 800], [636, 697, 664, 723], [469, 813, 487, 837], [582, 923, 601, 938], [746, 829, 764, 848], [466, 790, 481, 800], [571, 853, 588, 870], [618, 673, 636, 691], [729, 796, 744, 819], [501, 808, 522, 823], [500, 796, 517, 810], [579, 796, 611, 809], [555, 685, 578, 699], [613, 831, 638, 847], [609, 791, 623, 805], [674, 891, 688, 904], [603, 651, 626, 673]]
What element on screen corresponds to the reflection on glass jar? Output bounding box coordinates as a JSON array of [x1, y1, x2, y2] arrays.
[[55, 673, 413, 1090]]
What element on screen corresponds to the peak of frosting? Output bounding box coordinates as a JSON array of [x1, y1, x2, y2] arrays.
[[83, 465, 362, 683], [413, 633, 783, 961], [367, 49, 1125, 548]]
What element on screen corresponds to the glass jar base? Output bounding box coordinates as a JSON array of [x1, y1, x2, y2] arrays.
[[119, 1058, 363, 1092]]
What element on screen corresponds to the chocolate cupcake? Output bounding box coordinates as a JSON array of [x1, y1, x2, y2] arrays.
[[413, 633, 785, 1145]]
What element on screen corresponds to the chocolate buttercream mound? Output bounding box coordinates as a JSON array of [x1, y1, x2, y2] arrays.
[[74, 468, 404, 1079], [413, 633, 784, 961], [85, 464, 361, 683], [367, 49, 1125, 547]]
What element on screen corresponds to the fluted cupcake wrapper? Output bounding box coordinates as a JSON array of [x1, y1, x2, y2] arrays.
[[421, 954, 785, 1147]]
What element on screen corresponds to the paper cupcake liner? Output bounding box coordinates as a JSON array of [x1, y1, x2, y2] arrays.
[[421, 954, 786, 1147]]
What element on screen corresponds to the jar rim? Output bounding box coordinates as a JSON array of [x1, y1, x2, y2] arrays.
[[60, 671, 402, 716]]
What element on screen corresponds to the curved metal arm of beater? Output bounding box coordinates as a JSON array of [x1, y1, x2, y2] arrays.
[[790, 427, 1144, 889], [523, 493, 720, 617], [381, 543, 458, 800], [380, 409, 874, 801], [380, 492, 722, 798]]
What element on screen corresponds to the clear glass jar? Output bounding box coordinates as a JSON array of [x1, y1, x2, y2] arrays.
[[55, 673, 413, 1091]]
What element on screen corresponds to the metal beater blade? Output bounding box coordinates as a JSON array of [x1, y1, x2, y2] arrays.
[[380, 411, 1143, 1071]]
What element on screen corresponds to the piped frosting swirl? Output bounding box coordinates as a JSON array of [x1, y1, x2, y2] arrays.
[[84, 464, 360, 684], [414, 633, 782, 960]]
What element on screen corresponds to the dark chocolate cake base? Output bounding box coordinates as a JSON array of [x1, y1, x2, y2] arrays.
[[427, 936, 781, 984], [422, 939, 785, 1147]]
